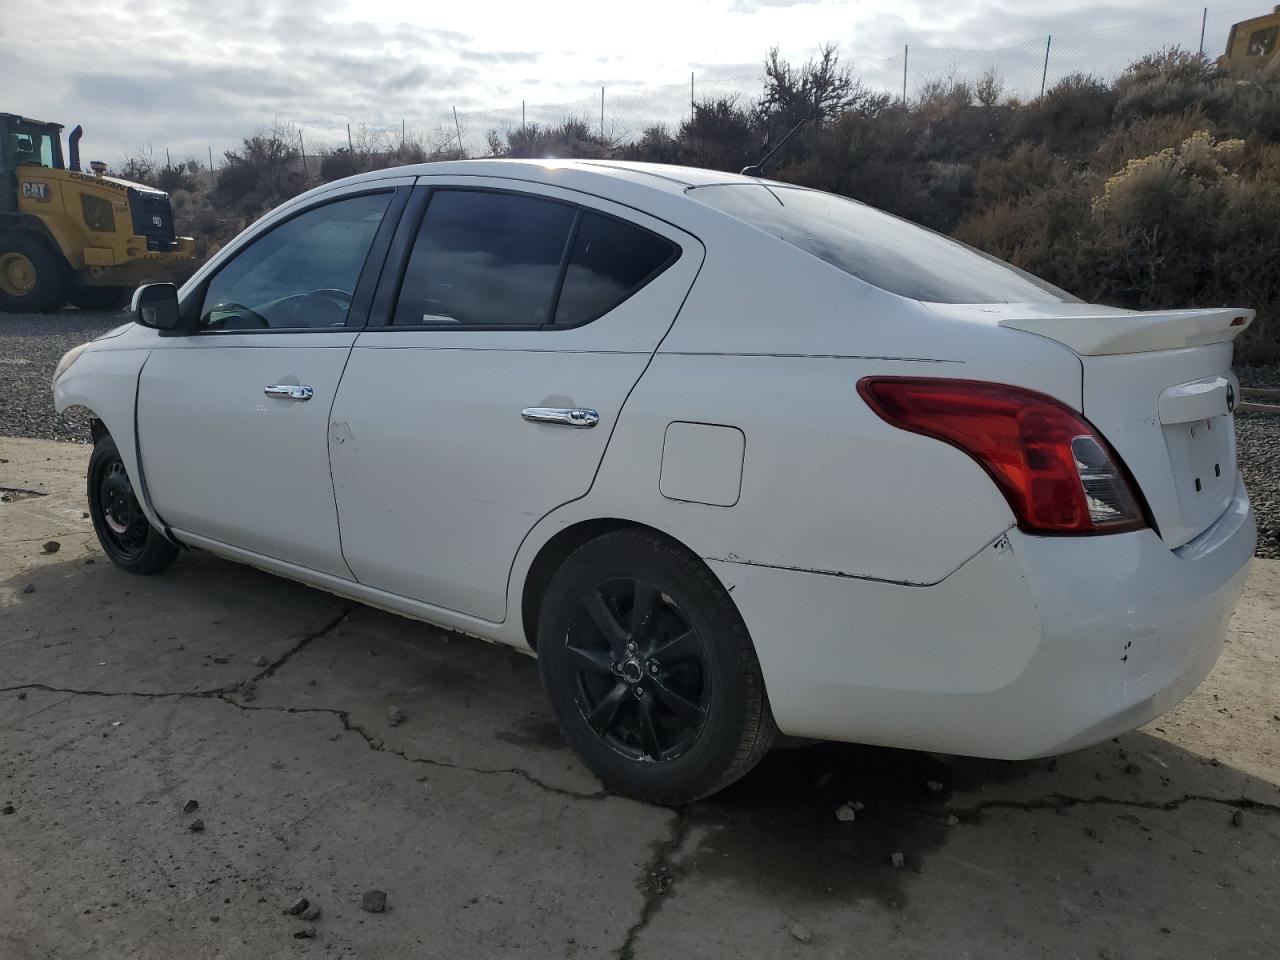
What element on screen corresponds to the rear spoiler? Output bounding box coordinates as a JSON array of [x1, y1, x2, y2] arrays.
[[1000, 308, 1254, 356]]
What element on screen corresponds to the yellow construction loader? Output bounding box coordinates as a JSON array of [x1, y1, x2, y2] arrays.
[[0, 113, 195, 312], [1222, 7, 1280, 72]]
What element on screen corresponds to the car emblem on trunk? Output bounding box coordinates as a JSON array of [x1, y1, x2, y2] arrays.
[[1226, 383, 1236, 414]]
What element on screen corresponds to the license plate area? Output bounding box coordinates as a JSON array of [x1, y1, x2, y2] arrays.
[[1164, 414, 1235, 530]]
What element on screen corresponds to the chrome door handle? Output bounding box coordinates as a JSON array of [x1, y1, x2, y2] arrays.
[[521, 407, 599, 428], [264, 384, 314, 401]]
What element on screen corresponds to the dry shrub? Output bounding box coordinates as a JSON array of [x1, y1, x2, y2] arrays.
[[1114, 47, 1224, 120], [1093, 109, 1208, 171], [973, 142, 1057, 206], [1014, 73, 1115, 152]]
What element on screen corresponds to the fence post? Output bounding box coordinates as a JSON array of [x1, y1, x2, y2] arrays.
[[298, 130, 307, 175], [401, 118, 405, 148], [690, 72, 695, 120], [1040, 34, 1052, 98], [601, 86, 605, 141], [522, 100, 526, 135], [347, 123, 352, 151], [453, 106, 463, 157], [208, 146, 213, 171], [902, 44, 908, 102], [1199, 7, 1207, 56]]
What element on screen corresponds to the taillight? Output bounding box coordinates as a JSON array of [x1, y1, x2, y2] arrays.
[[857, 377, 1146, 535]]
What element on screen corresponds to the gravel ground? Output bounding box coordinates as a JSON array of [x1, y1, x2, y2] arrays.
[[0, 308, 123, 442], [2, 308, 1278, 557]]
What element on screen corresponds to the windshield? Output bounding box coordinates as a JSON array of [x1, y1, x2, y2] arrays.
[[9, 125, 62, 170], [688, 182, 1074, 304]]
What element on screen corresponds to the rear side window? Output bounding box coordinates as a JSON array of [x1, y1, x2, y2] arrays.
[[554, 213, 676, 324], [689, 183, 1073, 304], [393, 190, 575, 326]]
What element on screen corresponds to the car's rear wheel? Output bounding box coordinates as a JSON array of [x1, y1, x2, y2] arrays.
[[537, 529, 775, 804], [87, 435, 178, 574]]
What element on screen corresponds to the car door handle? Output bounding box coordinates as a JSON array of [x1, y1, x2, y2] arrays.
[[521, 407, 599, 428], [264, 384, 314, 401]]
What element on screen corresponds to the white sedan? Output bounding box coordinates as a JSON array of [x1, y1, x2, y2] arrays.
[[53, 160, 1256, 804]]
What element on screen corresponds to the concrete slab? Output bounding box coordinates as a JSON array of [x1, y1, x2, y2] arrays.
[[2, 437, 1277, 958]]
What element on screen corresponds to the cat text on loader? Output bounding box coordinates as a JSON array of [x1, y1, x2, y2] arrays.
[[0, 113, 195, 312]]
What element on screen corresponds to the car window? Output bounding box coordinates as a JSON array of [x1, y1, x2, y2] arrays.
[[392, 190, 576, 326], [553, 212, 676, 325], [199, 192, 391, 331], [688, 183, 1074, 304]]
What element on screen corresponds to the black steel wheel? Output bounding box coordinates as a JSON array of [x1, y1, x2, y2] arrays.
[[87, 435, 178, 574], [537, 529, 775, 804]]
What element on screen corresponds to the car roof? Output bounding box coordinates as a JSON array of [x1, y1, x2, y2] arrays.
[[339, 158, 775, 197]]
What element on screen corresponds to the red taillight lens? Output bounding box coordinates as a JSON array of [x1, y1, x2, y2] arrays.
[[857, 377, 1146, 535]]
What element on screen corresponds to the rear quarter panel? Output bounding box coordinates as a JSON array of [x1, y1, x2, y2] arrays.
[[507, 229, 1086, 625]]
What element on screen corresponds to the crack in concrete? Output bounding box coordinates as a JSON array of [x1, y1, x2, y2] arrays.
[[935, 791, 1280, 818], [337, 713, 610, 801], [0, 606, 356, 701], [244, 606, 357, 687], [617, 812, 691, 960], [2, 602, 608, 804]]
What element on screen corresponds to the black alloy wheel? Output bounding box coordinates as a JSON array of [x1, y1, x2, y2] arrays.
[[568, 577, 711, 762], [537, 529, 775, 805]]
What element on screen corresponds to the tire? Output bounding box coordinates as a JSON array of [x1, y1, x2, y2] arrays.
[[0, 233, 69, 312], [537, 528, 775, 805], [68, 286, 131, 311], [87, 435, 178, 574]]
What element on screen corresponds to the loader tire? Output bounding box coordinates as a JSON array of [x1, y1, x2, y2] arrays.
[[0, 234, 69, 313], [69, 286, 131, 311]]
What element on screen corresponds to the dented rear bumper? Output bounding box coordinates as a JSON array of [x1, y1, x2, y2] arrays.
[[711, 478, 1254, 759]]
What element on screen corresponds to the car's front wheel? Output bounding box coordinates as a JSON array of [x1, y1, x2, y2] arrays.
[[87, 435, 178, 574], [537, 529, 775, 804]]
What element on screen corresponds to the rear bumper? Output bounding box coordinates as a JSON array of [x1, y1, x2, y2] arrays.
[[712, 478, 1254, 759]]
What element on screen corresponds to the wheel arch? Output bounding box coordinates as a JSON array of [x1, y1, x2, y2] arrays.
[[0, 212, 70, 263], [519, 517, 725, 652]]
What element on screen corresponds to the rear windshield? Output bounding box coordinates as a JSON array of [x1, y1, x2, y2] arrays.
[[688, 183, 1073, 304]]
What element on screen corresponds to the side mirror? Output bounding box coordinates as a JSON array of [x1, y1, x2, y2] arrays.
[[131, 283, 182, 333]]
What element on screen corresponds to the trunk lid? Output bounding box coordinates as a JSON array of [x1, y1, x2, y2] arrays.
[[997, 305, 1253, 548], [918, 302, 1253, 547]]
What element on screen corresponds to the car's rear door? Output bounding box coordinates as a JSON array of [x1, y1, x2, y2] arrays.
[[136, 181, 409, 577], [328, 177, 703, 621]]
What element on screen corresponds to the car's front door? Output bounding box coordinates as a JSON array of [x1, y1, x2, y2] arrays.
[[329, 179, 703, 621], [136, 184, 407, 577]]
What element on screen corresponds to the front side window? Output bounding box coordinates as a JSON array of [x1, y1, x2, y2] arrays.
[[199, 192, 391, 331], [393, 190, 576, 326], [1248, 26, 1278, 56], [11, 126, 58, 169], [554, 212, 676, 325], [689, 183, 1073, 304]]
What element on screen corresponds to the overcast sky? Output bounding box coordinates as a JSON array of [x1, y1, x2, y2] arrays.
[[1, 0, 1263, 164]]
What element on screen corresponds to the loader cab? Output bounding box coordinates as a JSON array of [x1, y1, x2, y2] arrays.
[[0, 114, 64, 214]]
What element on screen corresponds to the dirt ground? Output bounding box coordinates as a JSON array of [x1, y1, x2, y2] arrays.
[[2, 436, 1278, 960]]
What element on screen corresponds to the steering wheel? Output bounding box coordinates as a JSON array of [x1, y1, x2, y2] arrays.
[[296, 288, 353, 326], [204, 301, 270, 330]]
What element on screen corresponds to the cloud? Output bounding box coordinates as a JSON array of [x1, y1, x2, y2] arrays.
[[5, 0, 1249, 162], [459, 50, 542, 64]]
